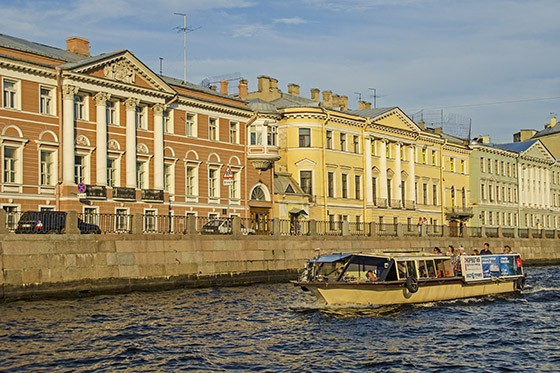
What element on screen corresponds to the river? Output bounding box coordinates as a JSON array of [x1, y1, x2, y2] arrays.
[[1, 266, 559, 372]]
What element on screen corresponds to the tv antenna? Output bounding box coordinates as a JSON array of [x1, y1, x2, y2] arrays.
[[368, 88, 386, 108], [354, 92, 362, 101], [174, 13, 201, 83]]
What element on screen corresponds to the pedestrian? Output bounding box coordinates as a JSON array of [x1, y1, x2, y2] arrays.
[[480, 242, 492, 255], [417, 218, 423, 236]]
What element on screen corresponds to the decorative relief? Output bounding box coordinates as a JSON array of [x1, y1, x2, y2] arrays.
[[137, 143, 149, 154], [103, 61, 135, 84], [75, 134, 90, 146], [94, 92, 111, 104], [152, 103, 165, 115], [108, 139, 120, 150], [62, 84, 79, 99], [124, 97, 139, 110]]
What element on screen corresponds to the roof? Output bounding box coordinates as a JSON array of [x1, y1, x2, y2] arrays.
[[270, 94, 320, 109], [274, 172, 305, 195], [248, 99, 278, 113], [0, 33, 87, 63], [161, 75, 247, 103], [533, 124, 560, 138], [493, 140, 537, 153], [348, 107, 396, 118]]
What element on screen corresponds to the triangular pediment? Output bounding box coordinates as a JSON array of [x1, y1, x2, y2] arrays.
[[64, 51, 175, 94], [295, 158, 317, 167], [371, 108, 421, 134], [522, 140, 555, 161]]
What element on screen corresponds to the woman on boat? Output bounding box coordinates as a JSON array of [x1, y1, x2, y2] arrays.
[[366, 270, 377, 282]]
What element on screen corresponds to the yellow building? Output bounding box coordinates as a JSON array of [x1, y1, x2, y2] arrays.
[[247, 76, 471, 233]]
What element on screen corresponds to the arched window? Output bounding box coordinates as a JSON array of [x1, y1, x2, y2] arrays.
[[251, 186, 266, 201]]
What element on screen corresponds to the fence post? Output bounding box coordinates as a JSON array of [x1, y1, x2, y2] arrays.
[[342, 220, 349, 236], [497, 226, 503, 238], [132, 214, 143, 234], [272, 218, 280, 236], [396, 223, 403, 237], [0, 209, 7, 234], [541, 229, 546, 239], [308, 219, 317, 236], [65, 211, 80, 234], [527, 228, 533, 239], [442, 225, 449, 238], [371, 222, 378, 237], [232, 216, 241, 236], [186, 215, 197, 234], [481, 226, 487, 238], [513, 227, 519, 238]]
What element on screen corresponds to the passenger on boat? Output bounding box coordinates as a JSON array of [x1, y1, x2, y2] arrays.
[[473, 249, 480, 255], [480, 243, 492, 255], [433, 247, 442, 255], [366, 270, 377, 282], [502, 245, 512, 254]]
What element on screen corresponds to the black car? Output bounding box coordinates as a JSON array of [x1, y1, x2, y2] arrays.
[[15, 211, 101, 234]]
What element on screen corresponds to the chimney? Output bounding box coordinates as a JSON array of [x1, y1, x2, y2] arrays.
[[238, 79, 248, 99], [546, 115, 557, 128], [310, 88, 320, 102], [66, 36, 90, 57], [322, 90, 333, 108], [220, 80, 228, 95], [358, 100, 371, 110], [418, 120, 426, 130], [288, 83, 300, 96], [209, 85, 217, 91], [257, 75, 271, 93], [340, 96, 348, 111], [270, 78, 279, 93]]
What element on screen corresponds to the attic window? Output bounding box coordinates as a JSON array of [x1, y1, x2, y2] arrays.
[[285, 185, 295, 194]]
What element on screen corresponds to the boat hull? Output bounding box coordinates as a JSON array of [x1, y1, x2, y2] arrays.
[[302, 279, 519, 306]]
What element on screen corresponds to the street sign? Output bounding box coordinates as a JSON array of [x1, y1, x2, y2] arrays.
[[223, 165, 233, 179], [77, 182, 86, 193], [223, 179, 233, 186], [77, 193, 87, 199]]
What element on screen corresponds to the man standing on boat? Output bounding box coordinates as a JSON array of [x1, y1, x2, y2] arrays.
[[480, 243, 493, 255]]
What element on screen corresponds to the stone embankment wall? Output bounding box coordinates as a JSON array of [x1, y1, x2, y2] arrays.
[[1, 231, 559, 301]]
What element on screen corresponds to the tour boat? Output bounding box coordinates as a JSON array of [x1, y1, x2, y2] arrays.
[[295, 251, 526, 306]]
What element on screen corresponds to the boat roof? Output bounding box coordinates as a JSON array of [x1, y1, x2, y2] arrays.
[[309, 253, 352, 263], [315, 252, 452, 262]]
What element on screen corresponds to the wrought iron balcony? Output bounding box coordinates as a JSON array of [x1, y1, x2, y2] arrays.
[[113, 187, 136, 200], [85, 185, 107, 199], [142, 189, 164, 202]]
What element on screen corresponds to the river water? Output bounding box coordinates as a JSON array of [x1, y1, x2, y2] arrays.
[[1, 266, 559, 372]]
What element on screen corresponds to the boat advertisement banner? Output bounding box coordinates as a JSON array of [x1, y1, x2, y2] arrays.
[[462, 255, 518, 282], [462, 256, 484, 281]]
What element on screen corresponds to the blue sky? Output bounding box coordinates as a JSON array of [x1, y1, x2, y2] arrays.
[[3, 0, 560, 142]]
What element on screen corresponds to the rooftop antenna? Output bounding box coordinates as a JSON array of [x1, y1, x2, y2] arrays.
[[368, 88, 386, 109], [354, 92, 362, 101], [159, 57, 163, 75], [174, 12, 200, 83]]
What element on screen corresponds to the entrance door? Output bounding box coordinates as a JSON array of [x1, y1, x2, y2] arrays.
[[250, 208, 270, 234]]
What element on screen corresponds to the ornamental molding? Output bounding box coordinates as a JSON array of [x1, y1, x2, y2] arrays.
[[108, 139, 121, 151], [103, 60, 135, 84], [75, 134, 90, 146], [137, 143, 149, 154]]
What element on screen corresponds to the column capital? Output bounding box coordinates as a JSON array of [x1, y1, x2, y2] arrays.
[[94, 92, 111, 105], [62, 84, 79, 99], [153, 103, 166, 115], [124, 97, 139, 111]]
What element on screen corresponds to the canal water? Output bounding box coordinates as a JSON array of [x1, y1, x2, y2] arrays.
[[1, 266, 559, 372]]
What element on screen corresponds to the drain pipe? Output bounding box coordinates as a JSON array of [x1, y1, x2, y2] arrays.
[[320, 106, 330, 222], [55, 67, 63, 211]]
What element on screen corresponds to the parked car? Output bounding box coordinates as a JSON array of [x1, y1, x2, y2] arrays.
[[15, 211, 101, 234], [201, 219, 255, 235]]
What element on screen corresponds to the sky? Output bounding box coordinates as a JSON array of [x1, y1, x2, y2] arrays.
[[3, 0, 560, 143]]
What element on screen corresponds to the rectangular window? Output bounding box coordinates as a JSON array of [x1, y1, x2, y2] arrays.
[[299, 128, 311, 147], [229, 121, 238, 144], [144, 209, 157, 232], [3, 147, 18, 183], [3, 79, 18, 109], [267, 125, 277, 146], [480, 157, 485, 172], [136, 161, 146, 189], [74, 95, 86, 120], [115, 208, 129, 232], [432, 184, 438, 205], [386, 143, 391, 158], [40, 150, 54, 185], [422, 183, 428, 205], [250, 125, 261, 145], [186, 166, 197, 196], [422, 149, 427, 164], [353, 135, 360, 153], [461, 159, 466, 174], [229, 172, 240, 199], [209, 118, 218, 141], [83, 207, 98, 225], [300, 171, 312, 195], [327, 172, 334, 198], [355, 175, 361, 199], [342, 174, 348, 198], [371, 140, 376, 156], [106, 101, 116, 125], [164, 164, 173, 192], [163, 110, 173, 133], [208, 169, 218, 197], [107, 159, 116, 187], [372, 177, 377, 204], [326, 130, 333, 149], [431, 150, 436, 165], [135, 106, 146, 129], [186, 113, 196, 136], [340, 133, 346, 151], [74, 155, 86, 184], [481, 184, 486, 200], [449, 157, 455, 172], [40, 87, 54, 115]]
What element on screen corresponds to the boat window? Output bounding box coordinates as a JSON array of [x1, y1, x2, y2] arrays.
[[396, 260, 417, 279], [342, 257, 388, 282], [434, 258, 453, 277], [418, 259, 437, 278]]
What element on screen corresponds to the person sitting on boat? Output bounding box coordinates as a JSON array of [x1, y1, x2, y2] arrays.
[[366, 270, 377, 282], [433, 247, 442, 255], [502, 245, 512, 254], [480, 243, 492, 255]]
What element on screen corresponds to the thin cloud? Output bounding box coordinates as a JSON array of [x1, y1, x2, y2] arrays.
[[273, 17, 308, 25]]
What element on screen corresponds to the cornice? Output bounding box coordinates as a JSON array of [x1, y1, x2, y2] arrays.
[[0, 56, 56, 78], [178, 97, 251, 118]]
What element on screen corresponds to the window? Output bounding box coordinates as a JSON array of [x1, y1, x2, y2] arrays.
[[326, 130, 333, 149], [450, 186, 455, 207], [422, 149, 427, 164], [299, 128, 311, 147], [355, 175, 361, 199], [136, 161, 147, 189], [250, 125, 262, 145], [164, 163, 173, 193], [400, 146, 405, 161], [106, 100, 117, 125], [480, 157, 485, 172], [431, 150, 436, 165], [340, 133, 347, 151], [186, 165, 198, 196], [209, 118, 218, 141], [372, 177, 377, 204], [40, 87, 54, 115], [461, 160, 466, 174], [328, 172, 334, 197], [2, 79, 18, 109], [107, 159, 117, 187], [481, 184, 486, 200], [371, 140, 376, 156], [144, 209, 157, 232], [135, 106, 146, 129], [422, 183, 428, 205], [3, 206, 19, 231], [186, 113, 197, 136], [3, 147, 18, 183], [353, 135, 360, 153], [115, 208, 129, 232], [229, 121, 238, 144], [267, 125, 277, 146], [449, 158, 455, 172], [74, 94, 86, 120], [300, 171, 312, 195], [208, 168, 218, 197], [495, 160, 499, 175], [386, 143, 390, 158], [40, 150, 55, 185], [163, 109, 173, 133], [329, 214, 336, 230], [433, 184, 438, 205], [251, 186, 266, 200], [74, 155, 86, 184], [229, 171, 240, 199], [487, 159, 492, 173], [83, 207, 98, 225], [342, 174, 348, 198]]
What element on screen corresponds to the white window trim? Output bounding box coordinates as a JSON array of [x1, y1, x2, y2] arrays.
[[143, 208, 158, 233], [164, 109, 174, 134], [2, 78, 21, 110], [39, 85, 56, 116], [208, 166, 221, 202], [106, 99, 121, 126], [164, 161, 175, 194], [186, 112, 198, 137], [209, 117, 219, 141], [74, 93, 90, 121], [39, 148, 57, 187], [115, 207, 130, 233]]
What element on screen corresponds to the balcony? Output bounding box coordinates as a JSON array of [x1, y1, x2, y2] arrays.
[[375, 198, 388, 208], [85, 185, 107, 199], [113, 187, 136, 201], [247, 145, 280, 171], [445, 206, 474, 219], [142, 189, 164, 202]]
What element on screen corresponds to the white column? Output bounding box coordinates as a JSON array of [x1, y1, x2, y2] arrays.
[[545, 168, 551, 208], [94, 92, 110, 186], [408, 145, 416, 204], [153, 103, 165, 190], [379, 139, 388, 202], [125, 98, 139, 188], [364, 137, 373, 205], [62, 84, 78, 185], [395, 142, 402, 207]]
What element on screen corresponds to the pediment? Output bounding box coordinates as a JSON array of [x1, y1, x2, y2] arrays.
[[67, 51, 175, 94], [295, 158, 317, 167], [371, 108, 421, 134], [522, 141, 555, 161]]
